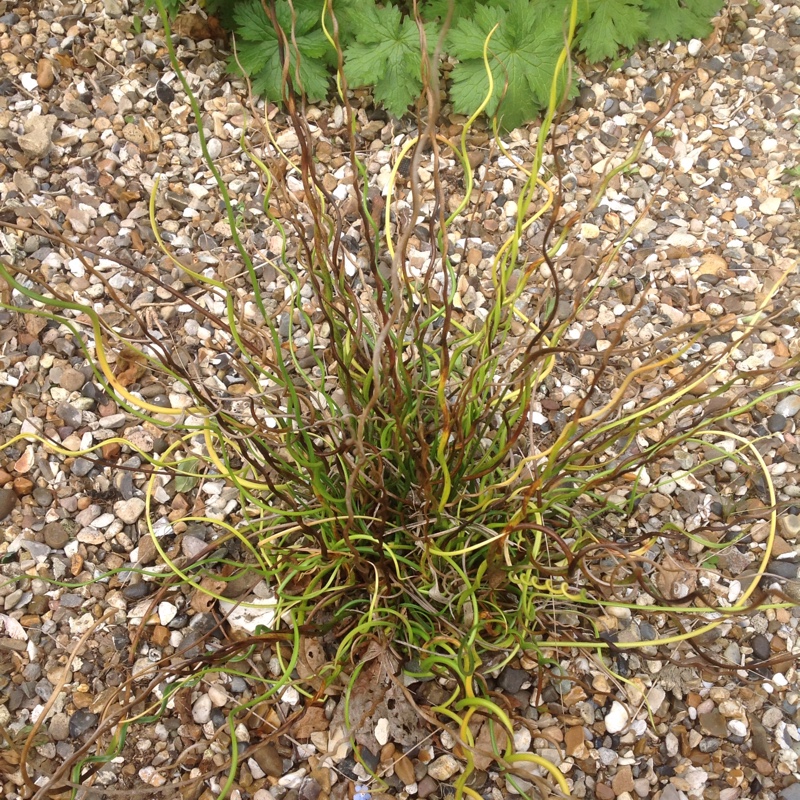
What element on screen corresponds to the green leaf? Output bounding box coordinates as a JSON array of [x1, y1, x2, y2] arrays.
[[577, 0, 648, 62], [174, 457, 200, 493], [344, 4, 439, 117], [448, 0, 568, 130], [642, 0, 724, 41], [230, 0, 332, 101], [421, 0, 478, 22], [322, 0, 367, 47]]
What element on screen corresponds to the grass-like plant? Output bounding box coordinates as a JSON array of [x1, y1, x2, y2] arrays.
[[1, 1, 798, 798]]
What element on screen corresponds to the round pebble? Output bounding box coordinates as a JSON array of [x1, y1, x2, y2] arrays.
[[0, 488, 17, 520], [775, 395, 800, 418], [192, 694, 212, 724], [426, 754, 459, 781], [59, 367, 86, 391], [604, 701, 630, 734]]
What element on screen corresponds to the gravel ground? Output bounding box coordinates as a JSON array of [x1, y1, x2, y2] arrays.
[[1, 1, 800, 800]]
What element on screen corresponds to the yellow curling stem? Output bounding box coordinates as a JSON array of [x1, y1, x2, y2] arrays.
[[0, 432, 176, 466], [203, 427, 275, 492], [532, 429, 780, 652], [143, 433, 272, 597]]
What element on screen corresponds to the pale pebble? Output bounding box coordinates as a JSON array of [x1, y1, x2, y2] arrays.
[[604, 701, 629, 734]]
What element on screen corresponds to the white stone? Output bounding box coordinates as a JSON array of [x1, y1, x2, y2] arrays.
[[278, 768, 306, 788], [580, 223, 601, 239], [513, 726, 532, 752], [374, 717, 390, 746], [728, 719, 748, 737], [158, 602, 178, 626], [208, 684, 229, 707], [192, 694, 212, 724], [759, 196, 781, 215], [206, 138, 222, 160], [276, 129, 300, 150], [219, 597, 277, 634], [665, 231, 697, 248], [687, 38, 703, 56], [604, 701, 629, 734], [280, 685, 300, 706], [427, 754, 460, 781], [138, 766, 167, 787], [114, 498, 146, 524]]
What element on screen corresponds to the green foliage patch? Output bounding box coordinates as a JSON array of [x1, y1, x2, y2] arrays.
[[180, 0, 726, 129]]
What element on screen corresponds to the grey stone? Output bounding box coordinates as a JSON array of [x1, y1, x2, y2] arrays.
[[122, 581, 155, 600], [35, 679, 55, 701], [56, 402, 83, 428], [767, 560, 799, 580], [698, 737, 721, 753], [19, 539, 51, 561], [750, 718, 771, 758], [751, 634, 771, 661], [782, 514, 800, 539], [497, 667, 529, 694], [3, 589, 22, 610], [69, 709, 98, 738], [49, 712, 70, 741], [71, 457, 94, 477], [103, 0, 124, 16], [98, 413, 127, 429], [768, 413, 787, 433], [776, 395, 800, 418]]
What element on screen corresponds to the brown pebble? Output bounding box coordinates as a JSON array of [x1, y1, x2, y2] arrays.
[[250, 742, 283, 777], [595, 783, 615, 800], [754, 757, 773, 776], [0, 487, 16, 519], [380, 742, 395, 762], [151, 625, 170, 647], [98, 400, 117, 417], [565, 726, 586, 757], [0, 469, 12, 485], [466, 248, 482, 266], [394, 754, 416, 786], [37, 57, 55, 89], [467, 150, 484, 170], [416, 776, 438, 798], [13, 477, 34, 496], [43, 522, 70, 549], [72, 692, 94, 709], [102, 441, 121, 460], [612, 765, 635, 795], [59, 367, 86, 391]]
